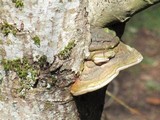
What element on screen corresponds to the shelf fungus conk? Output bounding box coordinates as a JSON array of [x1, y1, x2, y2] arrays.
[[70, 42, 143, 96]]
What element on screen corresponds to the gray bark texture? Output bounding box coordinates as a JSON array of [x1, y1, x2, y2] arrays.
[[0, 0, 159, 120]]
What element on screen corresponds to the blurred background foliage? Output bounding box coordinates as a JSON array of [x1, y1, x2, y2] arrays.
[[103, 3, 160, 120], [124, 4, 160, 40]]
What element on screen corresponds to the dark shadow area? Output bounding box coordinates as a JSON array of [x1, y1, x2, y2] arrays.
[[74, 86, 107, 120], [107, 22, 126, 39]]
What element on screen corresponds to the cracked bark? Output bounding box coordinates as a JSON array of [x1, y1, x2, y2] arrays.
[[0, 0, 160, 120]]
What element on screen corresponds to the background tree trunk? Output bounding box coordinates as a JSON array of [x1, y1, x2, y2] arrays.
[[0, 0, 160, 119]]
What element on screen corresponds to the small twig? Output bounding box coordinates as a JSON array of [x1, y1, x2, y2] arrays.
[[106, 90, 141, 115], [106, 90, 150, 120]]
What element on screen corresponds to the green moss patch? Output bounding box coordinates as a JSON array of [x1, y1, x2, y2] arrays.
[[58, 40, 75, 59], [12, 0, 24, 8], [1, 55, 57, 98], [1, 57, 40, 98], [32, 35, 41, 46], [38, 55, 47, 68], [0, 22, 17, 36], [104, 28, 116, 36], [1, 57, 38, 80]]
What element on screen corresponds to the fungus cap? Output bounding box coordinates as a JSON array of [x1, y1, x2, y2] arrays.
[[70, 42, 143, 96]]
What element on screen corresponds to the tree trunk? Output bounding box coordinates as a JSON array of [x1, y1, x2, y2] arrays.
[[0, 0, 159, 119]]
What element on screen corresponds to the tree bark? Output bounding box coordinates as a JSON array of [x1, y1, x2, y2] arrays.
[[0, 0, 160, 120]]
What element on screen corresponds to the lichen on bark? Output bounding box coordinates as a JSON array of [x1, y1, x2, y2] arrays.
[[0, 0, 160, 119], [0, 0, 81, 119]]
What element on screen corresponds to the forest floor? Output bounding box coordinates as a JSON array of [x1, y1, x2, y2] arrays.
[[102, 29, 160, 120]]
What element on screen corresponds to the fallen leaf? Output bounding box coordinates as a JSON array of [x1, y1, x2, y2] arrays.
[[146, 97, 160, 105]]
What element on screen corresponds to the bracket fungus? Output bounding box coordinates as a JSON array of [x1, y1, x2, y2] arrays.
[[70, 42, 143, 96]]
